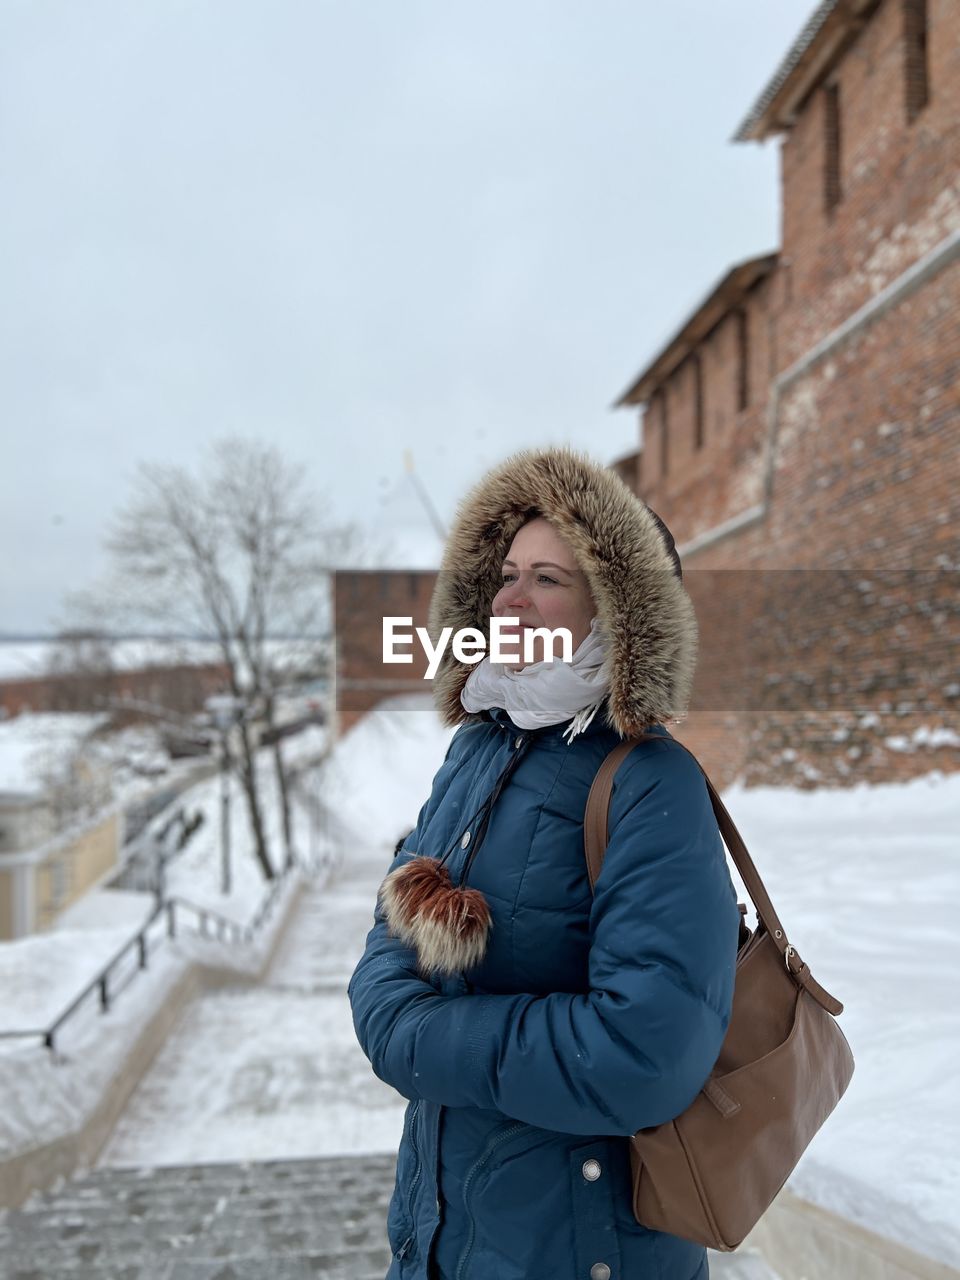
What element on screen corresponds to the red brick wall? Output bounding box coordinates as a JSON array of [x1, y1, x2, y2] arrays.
[[0, 664, 231, 719], [333, 569, 438, 736], [644, 270, 780, 546], [611, 452, 640, 491], [630, 0, 960, 791], [779, 0, 960, 364]]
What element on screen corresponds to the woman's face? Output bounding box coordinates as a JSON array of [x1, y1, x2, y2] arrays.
[[491, 517, 596, 668]]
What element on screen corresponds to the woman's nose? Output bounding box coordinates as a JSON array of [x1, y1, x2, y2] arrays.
[[498, 578, 530, 610]]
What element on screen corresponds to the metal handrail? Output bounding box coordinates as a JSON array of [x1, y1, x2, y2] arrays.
[[164, 895, 250, 946], [165, 858, 293, 943], [0, 863, 296, 1055]]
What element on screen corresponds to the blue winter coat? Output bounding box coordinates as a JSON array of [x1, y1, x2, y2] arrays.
[[348, 704, 741, 1280]]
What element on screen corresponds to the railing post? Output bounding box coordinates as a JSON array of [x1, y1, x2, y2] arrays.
[[167, 900, 176, 938], [100, 974, 109, 1012], [139, 934, 148, 969], [45, 1029, 55, 1054]]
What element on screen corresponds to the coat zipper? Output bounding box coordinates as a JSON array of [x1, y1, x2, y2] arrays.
[[453, 1122, 528, 1280], [396, 1100, 423, 1260]]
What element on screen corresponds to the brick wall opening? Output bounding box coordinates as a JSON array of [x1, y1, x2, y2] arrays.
[[904, 0, 930, 123], [737, 307, 750, 412], [659, 388, 669, 479], [823, 81, 842, 214]]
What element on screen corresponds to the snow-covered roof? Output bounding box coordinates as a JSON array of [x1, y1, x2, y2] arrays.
[[0, 713, 109, 797], [732, 0, 878, 143], [613, 251, 779, 407]]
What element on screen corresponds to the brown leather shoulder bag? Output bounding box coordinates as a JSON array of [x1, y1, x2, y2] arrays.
[[583, 733, 855, 1252]]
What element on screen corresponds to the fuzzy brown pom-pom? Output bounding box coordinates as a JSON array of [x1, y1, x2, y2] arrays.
[[379, 855, 492, 977]]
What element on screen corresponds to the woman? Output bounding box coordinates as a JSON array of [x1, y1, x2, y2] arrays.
[[348, 446, 741, 1280]]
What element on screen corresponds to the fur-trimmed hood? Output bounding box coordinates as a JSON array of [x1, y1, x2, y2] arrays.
[[428, 446, 698, 738]]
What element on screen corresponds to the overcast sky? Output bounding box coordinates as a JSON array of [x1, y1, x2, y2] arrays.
[[1, 0, 818, 633]]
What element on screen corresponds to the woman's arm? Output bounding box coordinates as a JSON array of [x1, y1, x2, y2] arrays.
[[351, 741, 740, 1136], [348, 728, 470, 1080]]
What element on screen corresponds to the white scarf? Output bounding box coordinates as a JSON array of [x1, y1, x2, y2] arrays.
[[460, 617, 612, 743]]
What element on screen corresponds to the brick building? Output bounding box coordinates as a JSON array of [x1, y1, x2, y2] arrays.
[[336, 0, 957, 789], [332, 469, 446, 734], [614, 0, 959, 788], [333, 569, 438, 736]]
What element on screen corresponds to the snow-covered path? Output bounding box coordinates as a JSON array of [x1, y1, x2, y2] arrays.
[[94, 700, 450, 1170], [98, 848, 403, 1168]]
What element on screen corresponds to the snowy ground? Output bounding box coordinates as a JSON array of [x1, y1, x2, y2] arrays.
[[721, 767, 960, 1269], [0, 721, 330, 1037], [97, 700, 456, 1168], [0, 718, 335, 1165], [1, 696, 957, 1271], [54, 888, 159, 935], [99, 850, 406, 1166]]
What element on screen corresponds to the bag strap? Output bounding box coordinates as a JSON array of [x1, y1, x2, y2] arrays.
[[584, 734, 844, 1016]]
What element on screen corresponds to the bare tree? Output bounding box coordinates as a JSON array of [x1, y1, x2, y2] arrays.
[[68, 438, 366, 880]]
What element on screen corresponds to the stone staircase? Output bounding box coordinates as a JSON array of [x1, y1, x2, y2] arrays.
[[0, 1153, 396, 1280], [1, 1151, 782, 1280]]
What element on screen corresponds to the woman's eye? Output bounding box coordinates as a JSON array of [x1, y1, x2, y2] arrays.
[[500, 573, 557, 585]]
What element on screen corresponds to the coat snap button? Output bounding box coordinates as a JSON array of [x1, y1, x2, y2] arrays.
[[590, 1264, 611, 1280], [582, 1159, 602, 1181], [460, 830, 471, 848]]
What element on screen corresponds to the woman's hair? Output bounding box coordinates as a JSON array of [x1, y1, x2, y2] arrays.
[[515, 503, 681, 581]]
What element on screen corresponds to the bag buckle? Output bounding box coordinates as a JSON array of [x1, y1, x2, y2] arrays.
[[784, 943, 799, 972]]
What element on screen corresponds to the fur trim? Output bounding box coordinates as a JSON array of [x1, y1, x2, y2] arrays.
[[379, 856, 493, 976], [428, 446, 698, 737]]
